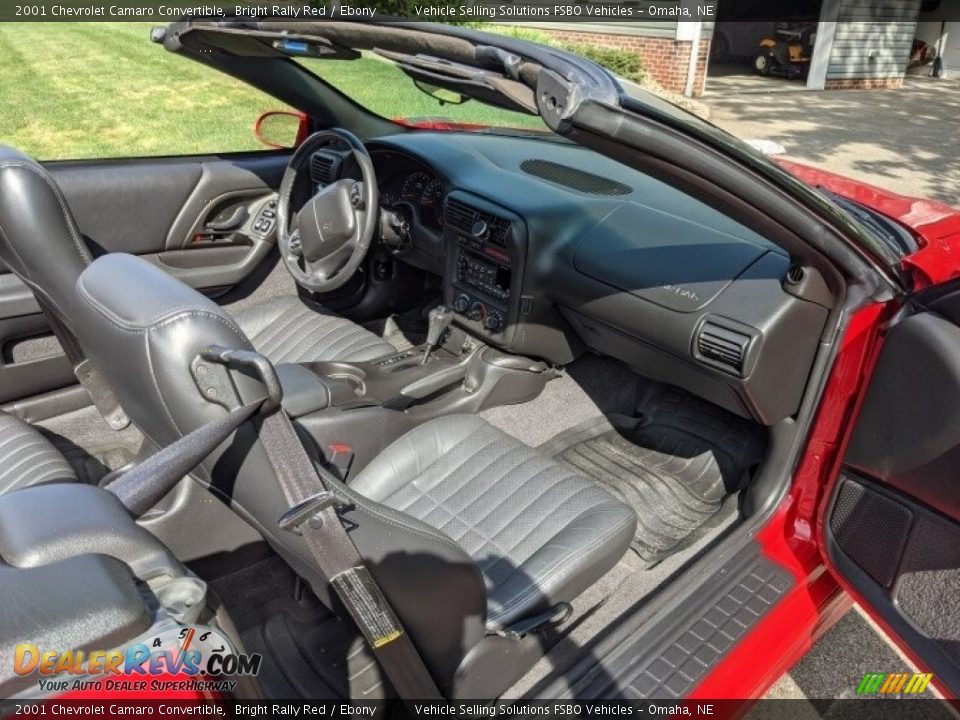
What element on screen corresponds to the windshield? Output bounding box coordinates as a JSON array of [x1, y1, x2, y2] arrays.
[[298, 54, 550, 134]]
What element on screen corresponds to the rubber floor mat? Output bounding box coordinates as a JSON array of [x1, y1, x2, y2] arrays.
[[539, 385, 766, 565], [208, 556, 387, 699]]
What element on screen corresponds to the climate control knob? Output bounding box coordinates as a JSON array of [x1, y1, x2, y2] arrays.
[[467, 302, 485, 322], [483, 313, 502, 331], [453, 295, 470, 314]]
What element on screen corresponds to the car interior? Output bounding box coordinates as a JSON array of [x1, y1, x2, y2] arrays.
[[0, 22, 847, 701]]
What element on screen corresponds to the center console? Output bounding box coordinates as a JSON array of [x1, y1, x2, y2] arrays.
[[443, 191, 527, 347]]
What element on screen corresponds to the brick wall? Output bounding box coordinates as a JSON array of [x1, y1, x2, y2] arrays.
[[540, 29, 711, 97]]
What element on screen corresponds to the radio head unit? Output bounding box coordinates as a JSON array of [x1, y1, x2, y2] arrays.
[[443, 194, 524, 340]]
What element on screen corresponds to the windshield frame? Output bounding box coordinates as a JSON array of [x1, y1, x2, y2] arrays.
[[163, 19, 908, 291]]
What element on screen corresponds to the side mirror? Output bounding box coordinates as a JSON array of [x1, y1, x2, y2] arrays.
[[254, 110, 309, 149]]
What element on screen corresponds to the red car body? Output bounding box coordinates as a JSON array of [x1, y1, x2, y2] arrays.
[[691, 158, 960, 705]]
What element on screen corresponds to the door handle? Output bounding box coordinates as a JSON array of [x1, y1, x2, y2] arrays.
[[205, 206, 248, 233]]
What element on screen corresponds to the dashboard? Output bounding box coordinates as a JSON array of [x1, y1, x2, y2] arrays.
[[319, 133, 835, 426]]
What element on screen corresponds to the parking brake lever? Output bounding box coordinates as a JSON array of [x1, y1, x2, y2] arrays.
[[421, 305, 455, 365]]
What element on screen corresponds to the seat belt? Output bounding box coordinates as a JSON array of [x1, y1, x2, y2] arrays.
[[107, 346, 444, 700], [261, 407, 445, 700]]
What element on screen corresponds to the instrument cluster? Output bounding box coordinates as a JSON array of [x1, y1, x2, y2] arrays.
[[377, 160, 446, 232]]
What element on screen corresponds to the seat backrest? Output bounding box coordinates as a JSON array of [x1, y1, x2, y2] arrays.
[[72, 253, 487, 693], [0, 146, 92, 327]]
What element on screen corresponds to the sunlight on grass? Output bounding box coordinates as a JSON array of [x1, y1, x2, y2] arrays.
[[0, 23, 289, 159], [299, 54, 546, 131], [0, 23, 545, 161]]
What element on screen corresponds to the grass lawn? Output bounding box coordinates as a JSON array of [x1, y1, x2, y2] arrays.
[[0, 23, 543, 161]]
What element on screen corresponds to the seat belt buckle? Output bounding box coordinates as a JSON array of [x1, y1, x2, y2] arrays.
[[278, 491, 343, 535], [327, 443, 355, 481]]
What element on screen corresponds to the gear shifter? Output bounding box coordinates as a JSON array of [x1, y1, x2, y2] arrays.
[[422, 305, 455, 365]]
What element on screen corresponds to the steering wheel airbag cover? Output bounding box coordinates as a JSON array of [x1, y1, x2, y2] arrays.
[[299, 181, 357, 262], [277, 128, 379, 293]]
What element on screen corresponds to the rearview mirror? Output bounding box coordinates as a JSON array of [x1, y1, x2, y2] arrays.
[[412, 80, 469, 106], [254, 110, 309, 149]]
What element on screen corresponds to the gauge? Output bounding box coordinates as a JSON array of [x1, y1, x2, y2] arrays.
[[401, 171, 430, 202], [421, 177, 444, 208]]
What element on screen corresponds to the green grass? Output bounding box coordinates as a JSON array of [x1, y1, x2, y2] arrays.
[[0, 23, 291, 159], [301, 54, 546, 130], [0, 23, 543, 161]]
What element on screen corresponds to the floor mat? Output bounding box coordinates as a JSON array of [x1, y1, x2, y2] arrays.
[[539, 385, 765, 566], [208, 556, 387, 700]]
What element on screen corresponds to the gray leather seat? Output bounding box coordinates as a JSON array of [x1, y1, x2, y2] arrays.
[[0, 412, 76, 494], [0, 144, 393, 367], [351, 415, 636, 630], [71, 253, 637, 696], [232, 295, 394, 364]]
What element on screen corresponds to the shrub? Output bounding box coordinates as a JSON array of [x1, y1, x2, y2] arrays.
[[565, 43, 645, 83], [478, 24, 644, 84]]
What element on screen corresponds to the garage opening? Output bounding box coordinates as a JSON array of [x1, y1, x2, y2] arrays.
[[706, 0, 823, 95]]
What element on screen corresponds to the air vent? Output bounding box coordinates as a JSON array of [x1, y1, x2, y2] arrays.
[[445, 200, 511, 246], [445, 199, 478, 234], [786, 264, 806, 285], [310, 152, 338, 186], [520, 159, 631, 196], [696, 321, 752, 375], [487, 215, 510, 247]]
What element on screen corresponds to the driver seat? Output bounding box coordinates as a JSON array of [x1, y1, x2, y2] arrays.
[[0, 145, 395, 369]]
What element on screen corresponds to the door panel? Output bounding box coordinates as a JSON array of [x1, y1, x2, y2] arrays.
[[51, 161, 203, 255], [0, 152, 289, 407], [823, 306, 960, 696]]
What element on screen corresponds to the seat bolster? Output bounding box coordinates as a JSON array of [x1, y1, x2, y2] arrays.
[[0, 145, 92, 324], [232, 295, 395, 364], [0, 411, 76, 494], [486, 499, 636, 629]]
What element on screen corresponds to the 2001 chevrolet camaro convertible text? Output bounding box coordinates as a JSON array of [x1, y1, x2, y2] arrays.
[[1, 19, 960, 705]]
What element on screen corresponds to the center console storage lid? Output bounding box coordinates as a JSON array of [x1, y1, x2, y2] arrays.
[[0, 554, 151, 697]]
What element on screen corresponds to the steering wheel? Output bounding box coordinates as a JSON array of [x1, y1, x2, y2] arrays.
[[276, 128, 379, 293]]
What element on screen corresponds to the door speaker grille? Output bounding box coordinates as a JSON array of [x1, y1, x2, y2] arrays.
[[830, 478, 913, 588]]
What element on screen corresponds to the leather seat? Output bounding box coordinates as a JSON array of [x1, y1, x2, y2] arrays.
[[350, 415, 636, 630], [0, 412, 76, 494], [232, 295, 394, 364], [71, 253, 637, 697], [0, 145, 393, 367]]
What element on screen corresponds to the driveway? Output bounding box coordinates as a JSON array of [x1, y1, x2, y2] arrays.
[[703, 75, 960, 208]]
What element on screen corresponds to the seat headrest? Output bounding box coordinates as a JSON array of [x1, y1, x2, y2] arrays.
[[0, 146, 92, 324], [74, 254, 257, 449]]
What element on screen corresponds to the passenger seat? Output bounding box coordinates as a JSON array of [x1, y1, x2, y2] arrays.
[[0, 411, 76, 494]]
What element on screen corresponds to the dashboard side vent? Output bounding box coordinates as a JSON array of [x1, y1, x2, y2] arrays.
[[310, 152, 338, 186], [520, 159, 632, 196], [695, 321, 752, 375]]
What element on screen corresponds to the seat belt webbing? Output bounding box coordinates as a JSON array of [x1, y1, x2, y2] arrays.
[[258, 408, 444, 700], [107, 396, 443, 700]]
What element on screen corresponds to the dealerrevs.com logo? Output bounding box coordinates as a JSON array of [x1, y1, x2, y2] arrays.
[[14, 626, 261, 695]]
